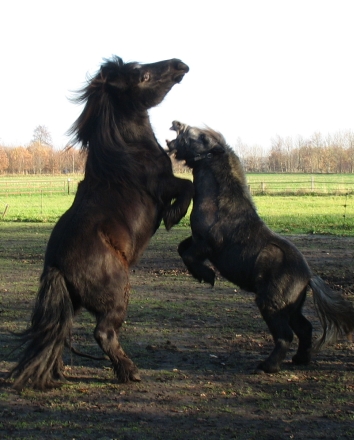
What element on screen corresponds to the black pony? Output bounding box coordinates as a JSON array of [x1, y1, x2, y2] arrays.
[[9, 58, 193, 390], [167, 121, 354, 374]]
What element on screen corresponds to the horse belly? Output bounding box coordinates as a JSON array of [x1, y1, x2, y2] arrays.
[[210, 249, 255, 291]]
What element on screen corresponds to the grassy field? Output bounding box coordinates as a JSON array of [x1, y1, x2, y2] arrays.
[[0, 175, 81, 196], [0, 174, 353, 235], [0, 193, 353, 236], [247, 173, 354, 194], [1, 173, 354, 195]]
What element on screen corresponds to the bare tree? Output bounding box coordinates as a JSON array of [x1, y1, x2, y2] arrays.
[[269, 135, 287, 172], [31, 125, 53, 146]]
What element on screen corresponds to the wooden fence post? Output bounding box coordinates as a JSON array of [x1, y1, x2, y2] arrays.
[[2, 204, 9, 218]]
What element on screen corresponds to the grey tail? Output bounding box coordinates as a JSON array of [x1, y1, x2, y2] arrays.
[[310, 275, 354, 352]]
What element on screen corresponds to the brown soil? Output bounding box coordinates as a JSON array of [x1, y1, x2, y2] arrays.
[[0, 226, 353, 439]]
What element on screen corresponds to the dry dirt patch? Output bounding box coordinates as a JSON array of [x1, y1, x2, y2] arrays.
[[0, 225, 353, 439]]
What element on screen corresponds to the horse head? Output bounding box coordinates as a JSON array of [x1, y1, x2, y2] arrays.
[[69, 58, 189, 148], [167, 121, 226, 167], [67, 57, 189, 183]]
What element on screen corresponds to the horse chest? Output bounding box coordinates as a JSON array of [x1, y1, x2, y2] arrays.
[[191, 193, 218, 232], [190, 171, 218, 235]]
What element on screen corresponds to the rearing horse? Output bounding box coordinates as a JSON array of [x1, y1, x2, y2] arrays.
[[167, 121, 354, 374], [10, 57, 193, 390]]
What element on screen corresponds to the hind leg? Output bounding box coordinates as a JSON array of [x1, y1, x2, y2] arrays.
[[290, 311, 312, 365], [94, 310, 140, 382], [257, 319, 293, 373], [87, 256, 140, 382], [256, 300, 294, 373]]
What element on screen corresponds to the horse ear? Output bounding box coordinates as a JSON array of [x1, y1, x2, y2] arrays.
[[211, 144, 225, 155], [99, 64, 127, 90], [198, 133, 207, 143]]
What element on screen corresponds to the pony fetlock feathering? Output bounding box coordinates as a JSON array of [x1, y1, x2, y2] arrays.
[[9, 58, 193, 390], [167, 121, 354, 374]]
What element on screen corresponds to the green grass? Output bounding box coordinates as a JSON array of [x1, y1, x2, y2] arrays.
[[2, 172, 354, 195], [0, 174, 82, 196], [0, 174, 353, 235], [247, 173, 354, 194], [1, 193, 352, 236], [255, 194, 354, 235]]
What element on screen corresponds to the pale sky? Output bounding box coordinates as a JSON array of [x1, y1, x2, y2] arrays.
[[1, 0, 353, 151]]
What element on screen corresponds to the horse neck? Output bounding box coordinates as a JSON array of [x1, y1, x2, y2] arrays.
[[191, 165, 218, 204], [193, 154, 255, 210], [83, 107, 163, 186], [117, 112, 153, 143]]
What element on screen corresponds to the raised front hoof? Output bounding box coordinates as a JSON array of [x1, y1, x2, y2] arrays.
[[205, 274, 215, 287], [292, 352, 311, 365], [196, 270, 215, 287], [163, 213, 180, 231], [197, 277, 215, 287], [163, 219, 174, 231], [255, 360, 281, 374]]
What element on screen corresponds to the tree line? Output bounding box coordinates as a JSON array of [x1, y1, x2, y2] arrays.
[[235, 130, 354, 173], [1, 126, 354, 175], [0, 126, 85, 174]]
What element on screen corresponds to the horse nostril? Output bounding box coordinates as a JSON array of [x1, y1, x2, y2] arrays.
[[175, 60, 189, 73]]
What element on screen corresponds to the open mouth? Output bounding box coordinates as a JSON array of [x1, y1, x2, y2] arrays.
[[174, 74, 185, 84], [165, 139, 176, 152]]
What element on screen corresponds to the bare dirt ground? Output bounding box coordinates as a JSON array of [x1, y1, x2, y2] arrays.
[[0, 224, 353, 439]]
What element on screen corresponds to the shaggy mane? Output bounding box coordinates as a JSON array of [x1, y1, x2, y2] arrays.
[[67, 57, 142, 186]]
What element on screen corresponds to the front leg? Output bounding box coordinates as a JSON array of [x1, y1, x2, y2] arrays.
[[178, 236, 215, 286], [163, 177, 194, 230]]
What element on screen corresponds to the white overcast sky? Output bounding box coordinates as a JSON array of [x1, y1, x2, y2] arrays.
[[1, 0, 353, 151]]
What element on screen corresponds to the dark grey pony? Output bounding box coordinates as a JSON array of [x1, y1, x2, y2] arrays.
[[167, 121, 354, 374], [8, 59, 193, 390]]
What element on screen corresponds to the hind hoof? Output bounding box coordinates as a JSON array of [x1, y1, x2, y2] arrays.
[[256, 361, 280, 374], [292, 353, 311, 365], [130, 371, 141, 382]]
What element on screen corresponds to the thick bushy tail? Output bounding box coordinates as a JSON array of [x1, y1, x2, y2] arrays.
[[9, 267, 74, 390], [310, 275, 354, 352]]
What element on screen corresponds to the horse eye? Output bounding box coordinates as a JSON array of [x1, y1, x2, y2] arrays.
[[142, 72, 150, 82]]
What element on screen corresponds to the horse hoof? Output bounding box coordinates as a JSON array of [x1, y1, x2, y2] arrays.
[[292, 353, 311, 365], [256, 361, 280, 374]]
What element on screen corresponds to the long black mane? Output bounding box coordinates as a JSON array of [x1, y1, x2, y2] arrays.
[[67, 57, 146, 186]]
